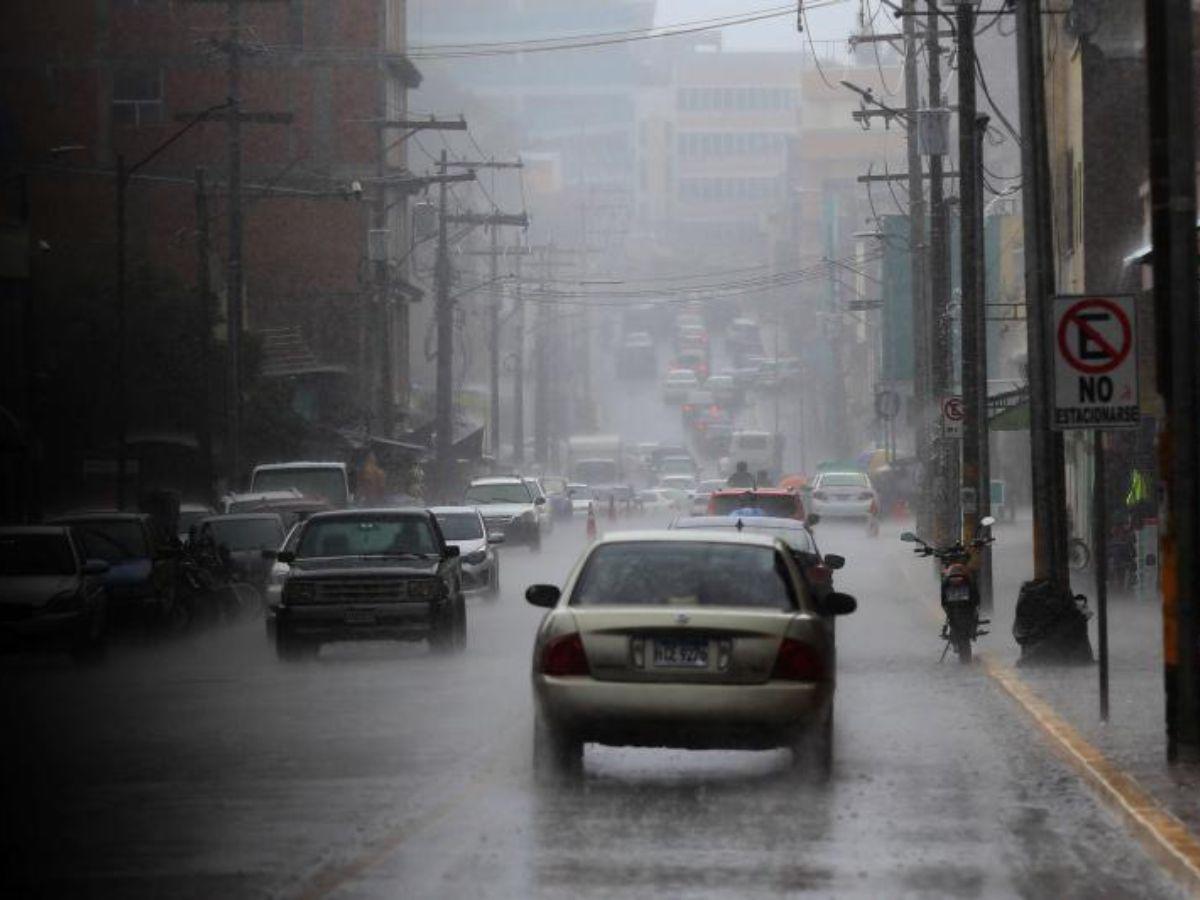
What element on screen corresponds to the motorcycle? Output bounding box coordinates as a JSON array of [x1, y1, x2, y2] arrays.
[[900, 516, 995, 663]]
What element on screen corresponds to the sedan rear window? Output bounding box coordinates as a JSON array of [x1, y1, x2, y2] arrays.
[[572, 541, 796, 610], [435, 513, 484, 541]]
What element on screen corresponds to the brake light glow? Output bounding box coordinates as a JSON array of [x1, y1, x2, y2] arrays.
[[771, 638, 826, 681], [541, 632, 590, 676]]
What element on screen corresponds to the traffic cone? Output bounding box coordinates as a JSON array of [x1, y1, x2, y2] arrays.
[[586, 504, 597, 541]]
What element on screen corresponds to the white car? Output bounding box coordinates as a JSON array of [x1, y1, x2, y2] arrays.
[[658, 474, 697, 493], [567, 484, 597, 516], [638, 487, 689, 514], [432, 507, 502, 597], [809, 471, 878, 520], [525, 531, 857, 779], [690, 478, 729, 515], [662, 368, 700, 403]]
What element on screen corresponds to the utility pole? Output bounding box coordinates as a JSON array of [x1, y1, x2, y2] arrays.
[[956, 2, 992, 609], [533, 245, 551, 464], [512, 245, 525, 464], [927, 0, 955, 548], [434, 149, 454, 501], [195, 168, 216, 502], [1015, 0, 1069, 588], [903, 0, 931, 536], [444, 196, 527, 460], [1146, 0, 1200, 761], [225, 0, 244, 488]]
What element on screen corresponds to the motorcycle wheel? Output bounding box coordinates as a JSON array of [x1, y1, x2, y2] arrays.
[[954, 634, 973, 664]]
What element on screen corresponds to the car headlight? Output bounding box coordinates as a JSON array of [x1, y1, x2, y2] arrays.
[[283, 581, 317, 604], [409, 579, 447, 601], [463, 549, 487, 565]]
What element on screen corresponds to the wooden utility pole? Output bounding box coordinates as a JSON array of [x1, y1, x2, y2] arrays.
[[225, 0, 245, 486]]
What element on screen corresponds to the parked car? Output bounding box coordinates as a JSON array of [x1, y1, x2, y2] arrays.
[[707, 488, 808, 522], [0, 526, 109, 661], [271, 508, 466, 660], [526, 531, 856, 779], [808, 471, 878, 520], [51, 512, 183, 630], [464, 476, 544, 550], [432, 506, 502, 597]]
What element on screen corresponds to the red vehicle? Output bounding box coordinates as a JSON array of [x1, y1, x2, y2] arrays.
[[707, 488, 807, 521]]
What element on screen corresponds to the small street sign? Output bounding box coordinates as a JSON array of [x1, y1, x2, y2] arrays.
[[1052, 294, 1139, 430], [941, 395, 964, 439]]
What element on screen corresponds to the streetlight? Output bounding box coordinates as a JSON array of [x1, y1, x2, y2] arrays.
[[113, 100, 231, 509]]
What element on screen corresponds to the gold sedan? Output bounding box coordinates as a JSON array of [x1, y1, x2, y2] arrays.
[[526, 530, 857, 779]]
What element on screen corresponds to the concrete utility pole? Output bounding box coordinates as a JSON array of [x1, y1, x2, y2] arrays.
[[434, 149, 454, 501], [956, 1, 992, 609], [443, 194, 527, 459], [1145, 0, 1200, 761], [532, 245, 551, 464], [926, 0, 956, 548], [225, 0, 245, 487], [512, 245, 525, 464], [1015, 0, 1069, 588], [195, 168, 215, 502], [903, 0, 931, 536]]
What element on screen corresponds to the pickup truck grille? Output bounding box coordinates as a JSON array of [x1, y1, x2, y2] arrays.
[[294, 578, 410, 604]]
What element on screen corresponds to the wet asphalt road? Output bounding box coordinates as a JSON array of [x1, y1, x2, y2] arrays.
[[1, 516, 1186, 899]]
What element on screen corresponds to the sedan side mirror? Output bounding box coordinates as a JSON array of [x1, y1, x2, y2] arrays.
[[487, 533, 506, 545], [899, 531, 919, 543], [82, 559, 110, 576], [534, 496, 547, 506], [823, 553, 845, 571], [525, 583, 561, 608], [819, 591, 857, 616]]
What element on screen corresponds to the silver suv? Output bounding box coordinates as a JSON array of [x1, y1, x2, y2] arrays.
[[464, 477, 545, 551]]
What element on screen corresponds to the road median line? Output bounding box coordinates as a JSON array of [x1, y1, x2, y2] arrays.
[[888, 538, 1200, 891]]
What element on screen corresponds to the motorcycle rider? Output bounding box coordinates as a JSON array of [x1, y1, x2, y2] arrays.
[[726, 461, 755, 488]]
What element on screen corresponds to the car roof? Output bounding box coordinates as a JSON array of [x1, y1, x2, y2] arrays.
[[51, 512, 146, 523], [429, 506, 483, 516], [593, 529, 780, 549], [200, 513, 284, 524], [817, 470, 868, 478], [0, 525, 72, 536], [469, 476, 525, 485], [303, 507, 431, 522], [252, 461, 345, 470], [672, 515, 805, 530], [710, 488, 794, 497]]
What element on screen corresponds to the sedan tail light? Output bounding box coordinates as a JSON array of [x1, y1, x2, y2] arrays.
[[540, 632, 590, 676], [771, 638, 827, 681]]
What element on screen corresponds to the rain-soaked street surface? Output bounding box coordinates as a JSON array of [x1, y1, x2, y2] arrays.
[[2, 518, 1186, 899]]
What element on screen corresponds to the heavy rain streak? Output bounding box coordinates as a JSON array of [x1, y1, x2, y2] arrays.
[[5, 1, 1200, 898]]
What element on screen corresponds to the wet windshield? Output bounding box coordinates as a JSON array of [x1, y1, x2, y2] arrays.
[[251, 468, 347, 505], [0, 534, 77, 576], [297, 516, 438, 558], [208, 518, 285, 551], [464, 483, 532, 504], [710, 493, 797, 517], [435, 513, 484, 541], [572, 541, 795, 609]]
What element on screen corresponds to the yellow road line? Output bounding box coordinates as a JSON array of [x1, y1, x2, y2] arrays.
[[889, 544, 1200, 892]]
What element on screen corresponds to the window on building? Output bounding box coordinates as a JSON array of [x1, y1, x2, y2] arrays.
[[112, 67, 163, 125]]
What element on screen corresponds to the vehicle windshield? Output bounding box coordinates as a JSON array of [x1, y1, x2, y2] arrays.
[[572, 541, 795, 609], [435, 513, 484, 541], [734, 434, 770, 450], [251, 468, 347, 506], [208, 518, 285, 551], [297, 516, 439, 558], [673, 520, 816, 554], [68, 520, 149, 562], [541, 477, 568, 495], [0, 534, 77, 576], [464, 482, 532, 504], [819, 473, 870, 488], [710, 493, 798, 517]]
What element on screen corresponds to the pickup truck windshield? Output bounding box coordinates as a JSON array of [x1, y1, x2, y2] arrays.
[[464, 483, 532, 504], [298, 516, 438, 559], [251, 468, 347, 506]]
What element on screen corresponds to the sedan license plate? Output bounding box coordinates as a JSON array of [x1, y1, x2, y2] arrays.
[[652, 638, 709, 668], [344, 610, 378, 626]]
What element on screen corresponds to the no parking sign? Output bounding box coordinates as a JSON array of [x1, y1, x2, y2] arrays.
[[1052, 295, 1139, 430]]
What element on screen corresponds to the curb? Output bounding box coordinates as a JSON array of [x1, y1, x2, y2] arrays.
[[888, 540, 1200, 894]]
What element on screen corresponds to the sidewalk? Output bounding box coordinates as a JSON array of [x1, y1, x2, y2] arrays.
[[949, 513, 1200, 836]]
